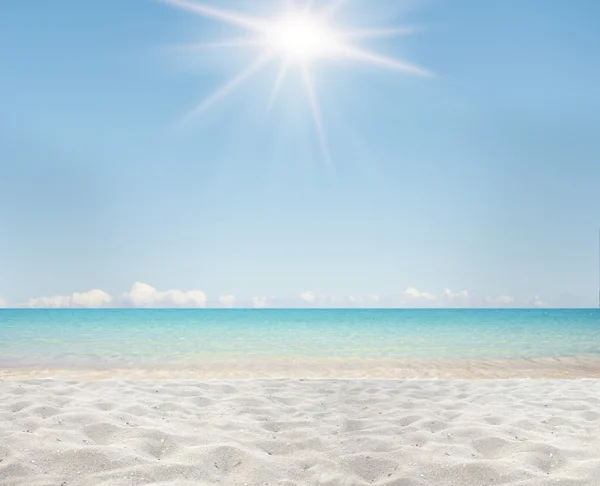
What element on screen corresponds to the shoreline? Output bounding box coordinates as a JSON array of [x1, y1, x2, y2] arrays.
[[2, 355, 600, 380]]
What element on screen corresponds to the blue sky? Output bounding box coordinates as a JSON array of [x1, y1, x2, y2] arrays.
[[1, 0, 599, 308]]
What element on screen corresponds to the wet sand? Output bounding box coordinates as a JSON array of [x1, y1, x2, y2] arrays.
[[3, 355, 600, 380]]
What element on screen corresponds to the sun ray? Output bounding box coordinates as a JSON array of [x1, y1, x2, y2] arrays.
[[162, 0, 266, 31], [164, 0, 432, 163], [342, 26, 420, 39], [182, 55, 273, 124], [282, 0, 295, 11], [267, 60, 290, 111], [301, 65, 330, 164], [168, 38, 262, 51], [340, 46, 432, 76], [318, 0, 348, 19]]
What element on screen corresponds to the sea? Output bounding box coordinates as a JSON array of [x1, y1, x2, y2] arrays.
[[1, 309, 599, 372]]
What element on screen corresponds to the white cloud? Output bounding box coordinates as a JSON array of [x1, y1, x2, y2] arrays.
[[531, 295, 547, 308], [383, 288, 524, 309], [14, 283, 556, 310], [28, 295, 71, 308], [348, 294, 381, 307], [298, 291, 348, 308], [122, 282, 206, 308], [485, 295, 516, 306], [27, 289, 112, 309], [404, 287, 437, 301], [0, 297, 6, 308], [403, 287, 438, 306], [300, 291, 316, 304], [72, 289, 112, 308], [441, 288, 469, 306], [218, 294, 237, 308], [252, 296, 271, 308]]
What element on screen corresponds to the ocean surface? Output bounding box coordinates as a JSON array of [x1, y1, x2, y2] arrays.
[[0, 309, 599, 370]]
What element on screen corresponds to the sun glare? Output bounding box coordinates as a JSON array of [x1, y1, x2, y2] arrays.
[[264, 13, 341, 62], [164, 0, 431, 163]]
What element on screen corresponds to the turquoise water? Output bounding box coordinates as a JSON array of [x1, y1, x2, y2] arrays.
[[0, 309, 599, 368]]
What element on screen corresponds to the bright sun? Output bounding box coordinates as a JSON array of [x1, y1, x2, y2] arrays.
[[264, 13, 341, 62], [164, 0, 430, 162]]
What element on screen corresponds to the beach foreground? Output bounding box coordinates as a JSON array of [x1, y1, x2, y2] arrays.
[[1, 379, 599, 485]]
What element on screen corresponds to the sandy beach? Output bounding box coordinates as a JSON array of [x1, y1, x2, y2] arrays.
[[3, 355, 600, 381], [1, 377, 599, 485]]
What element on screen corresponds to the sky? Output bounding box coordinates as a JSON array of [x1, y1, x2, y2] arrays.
[[1, 0, 599, 308]]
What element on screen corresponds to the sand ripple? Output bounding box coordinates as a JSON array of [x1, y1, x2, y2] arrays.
[[1, 379, 599, 485]]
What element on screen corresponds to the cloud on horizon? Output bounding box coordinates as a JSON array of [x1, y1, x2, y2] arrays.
[[348, 294, 381, 307], [403, 287, 438, 306], [287, 287, 554, 309], [1, 283, 590, 309], [252, 296, 271, 308], [218, 294, 237, 308], [299, 291, 316, 304], [485, 295, 516, 306], [27, 289, 112, 308], [121, 282, 207, 308], [529, 295, 548, 308]]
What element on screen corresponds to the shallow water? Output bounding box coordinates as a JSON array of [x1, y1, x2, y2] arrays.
[[1, 309, 599, 372]]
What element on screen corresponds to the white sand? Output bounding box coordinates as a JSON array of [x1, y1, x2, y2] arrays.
[[1, 378, 599, 485]]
